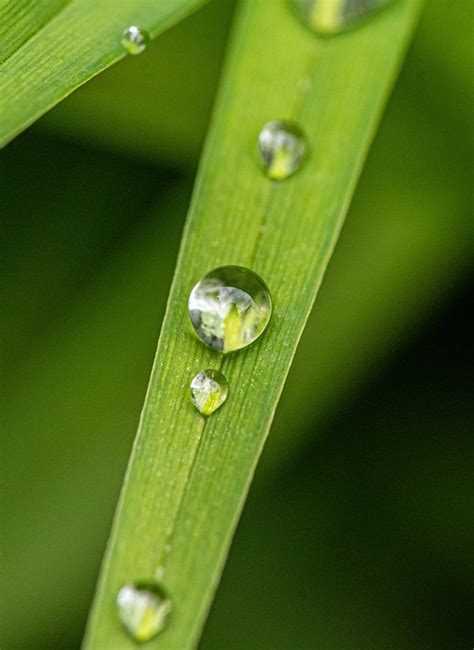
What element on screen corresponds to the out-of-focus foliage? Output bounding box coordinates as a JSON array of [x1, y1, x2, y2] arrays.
[[1, 1, 472, 649], [1, 139, 191, 648]]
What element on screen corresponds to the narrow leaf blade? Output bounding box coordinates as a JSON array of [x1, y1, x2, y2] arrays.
[[84, 0, 423, 647]]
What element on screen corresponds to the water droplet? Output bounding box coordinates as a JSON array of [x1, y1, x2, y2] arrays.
[[116, 582, 171, 642], [290, 0, 394, 35], [190, 369, 228, 415], [257, 120, 309, 180], [189, 266, 272, 352], [121, 26, 150, 55]]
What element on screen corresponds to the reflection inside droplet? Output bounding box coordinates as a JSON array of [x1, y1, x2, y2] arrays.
[[257, 120, 309, 180], [121, 26, 150, 55], [116, 582, 171, 642], [189, 266, 272, 353], [290, 0, 395, 35], [191, 369, 229, 415]]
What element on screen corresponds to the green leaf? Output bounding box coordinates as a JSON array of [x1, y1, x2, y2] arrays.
[[84, 1, 423, 647], [0, 0, 204, 146]]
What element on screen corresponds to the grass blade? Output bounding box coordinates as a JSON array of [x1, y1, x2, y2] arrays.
[[0, 0, 204, 146], [84, 0, 423, 647]]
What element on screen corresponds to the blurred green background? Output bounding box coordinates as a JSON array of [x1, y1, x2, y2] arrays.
[[1, 1, 473, 648]]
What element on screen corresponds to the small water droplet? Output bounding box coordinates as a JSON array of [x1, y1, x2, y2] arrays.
[[257, 120, 309, 180], [189, 266, 272, 352], [190, 369, 228, 415], [116, 582, 171, 642], [290, 0, 394, 35], [121, 26, 150, 55]]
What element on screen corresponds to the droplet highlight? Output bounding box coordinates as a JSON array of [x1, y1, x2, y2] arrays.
[[121, 26, 150, 55], [190, 369, 228, 416], [290, 0, 394, 35], [189, 266, 272, 353], [116, 582, 171, 642], [257, 120, 309, 180]]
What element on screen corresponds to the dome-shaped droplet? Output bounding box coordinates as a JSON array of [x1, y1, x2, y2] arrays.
[[116, 582, 171, 642], [290, 0, 394, 35], [121, 26, 150, 55], [190, 369, 228, 416], [257, 120, 309, 180], [189, 266, 272, 353]]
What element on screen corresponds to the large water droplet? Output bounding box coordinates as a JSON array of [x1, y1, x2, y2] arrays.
[[121, 26, 150, 55], [257, 120, 309, 180], [116, 582, 171, 642], [290, 0, 394, 35], [189, 266, 272, 353], [190, 369, 228, 415]]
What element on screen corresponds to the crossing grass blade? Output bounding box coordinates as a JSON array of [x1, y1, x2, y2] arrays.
[[83, 0, 424, 647], [0, 0, 204, 146]]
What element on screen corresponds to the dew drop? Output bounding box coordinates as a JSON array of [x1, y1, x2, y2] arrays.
[[257, 120, 309, 180], [116, 582, 171, 642], [121, 26, 150, 55], [188, 266, 272, 352], [190, 369, 228, 416], [290, 0, 395, 35]]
